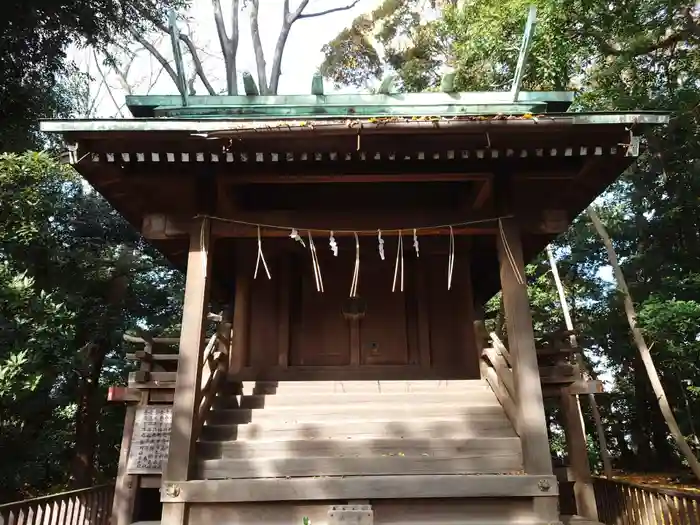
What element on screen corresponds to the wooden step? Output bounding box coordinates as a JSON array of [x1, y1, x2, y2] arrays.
[[205, 403, 506, 425], [199, 414, 516, 441], [197, 436, 520, 460], [197, 448, 523, 479], [240, 380, 488, 395], [220, 390, 498, 409]]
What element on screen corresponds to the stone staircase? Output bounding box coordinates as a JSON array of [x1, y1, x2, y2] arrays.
[[196, 379, 523, 480]]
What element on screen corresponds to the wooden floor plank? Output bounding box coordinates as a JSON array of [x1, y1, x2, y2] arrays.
[[162, 474, 558, 503], [233, 390, 498, 408], [197, 452, 524, 479], [200, 415, 516, 441], [206, 403, 504, 424], [241, 379, 488, 395], [197, 436, 521, 460]]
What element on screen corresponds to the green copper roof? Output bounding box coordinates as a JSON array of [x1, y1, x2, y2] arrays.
[[125, 91, 575, 120]]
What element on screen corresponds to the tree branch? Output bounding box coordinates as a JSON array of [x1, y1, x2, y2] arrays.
[[212, 0, 230, 58], [249, 0, 268, 93], [127, 28, 183, 95], [92, 51, 125, 118], [144, 14, 217, 95], [298, 0, 361, 20], [588, 7, 700, 57], [270, 0, 361, 93], [289, 0, 310, 22], [179, 33, 217, 95], [211, 0, 239, 94]]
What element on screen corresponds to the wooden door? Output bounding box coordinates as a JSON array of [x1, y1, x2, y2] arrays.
[[289, 238, 412, 367], [357, 252, 410, 365]]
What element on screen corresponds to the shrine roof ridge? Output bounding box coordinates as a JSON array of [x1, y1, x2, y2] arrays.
[[122, 91, 577, 119]]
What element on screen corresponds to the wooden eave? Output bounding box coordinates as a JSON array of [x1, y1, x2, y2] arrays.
[[39, 110, 669, 303]]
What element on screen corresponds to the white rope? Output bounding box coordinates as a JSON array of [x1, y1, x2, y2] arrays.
[[290, 228, 306, 247], [447, 225, 455, 290], [413, 228, 420, 258], [195, 213, 513, 234], [254, 225, 271, 280], [392, 230, 404, 292], [308, 231, 324, 292], [350, 232, 360, 297], [329, 231, 338, 256], [378, 230, 385, 260], [200, 217, 208, 277], [498, 219, 525, 285]]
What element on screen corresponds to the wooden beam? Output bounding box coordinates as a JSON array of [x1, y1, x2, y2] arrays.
[[496, 216, 558, 521], [160, 474, 559, 503], [108, 386, 141, 403], [481, 361, 518, 432], [219, 172, 491, 185], [560, 391, 599, 520], [542, 380, 603, 397], [277, 259, 290, 368], [482, 347, 515, 398], [470, 177, 493, 210], [127, 352, 179, 362], [123, 334, 180, 345], [128, 371, 177, 389], [230, 269, 250, 375], [161, 217, 212, 525], [141, 210, 566, 240], [112, 407, 137, 525], [108, 387, 174, 402]]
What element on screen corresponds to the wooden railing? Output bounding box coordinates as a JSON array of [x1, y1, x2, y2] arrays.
[[0, 485, 113, 525], [594, 476, 700, 525], [195, 321, 230, 437], [123, 312, 231, 437], [480, 333, 518, 429], [480, 331, 603, 399]]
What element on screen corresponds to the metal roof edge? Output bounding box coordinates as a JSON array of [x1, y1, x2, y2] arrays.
[[40, 112, 670, 134]]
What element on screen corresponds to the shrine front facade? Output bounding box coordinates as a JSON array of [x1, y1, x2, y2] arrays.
[[42, 91, 667, 525]]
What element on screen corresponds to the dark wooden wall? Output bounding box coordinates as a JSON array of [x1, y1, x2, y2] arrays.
[[230, 237, 479, 380]]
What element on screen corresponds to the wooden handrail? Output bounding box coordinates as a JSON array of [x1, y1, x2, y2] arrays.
[[595, 476, 700, 501], [593, 476, 700, 525], [0, 484, 113, 525]]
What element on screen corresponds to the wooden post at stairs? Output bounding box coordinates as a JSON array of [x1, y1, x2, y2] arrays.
[[560, 391, 599, 519], [161, 217, 212, 525], [496, 217, 560, 522], [112, 406, 137, 525]]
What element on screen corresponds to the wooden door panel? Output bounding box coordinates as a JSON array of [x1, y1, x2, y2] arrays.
[[290, 252, 351, 366], [359, 250, 409, 365]]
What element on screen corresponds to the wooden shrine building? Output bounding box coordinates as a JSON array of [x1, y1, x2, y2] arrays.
[[41, 85, 667, 525]]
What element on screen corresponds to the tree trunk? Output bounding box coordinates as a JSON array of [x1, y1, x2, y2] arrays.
[[70, 342, 108, 487], [587, 206, 700, 481], [546, 244, 613, 477], [632, 359, 654, 470]]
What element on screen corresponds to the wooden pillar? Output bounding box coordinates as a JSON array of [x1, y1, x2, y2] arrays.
[[111, 407, 137, 525], [230, 271, 250, 375], [161, 217, 212, 525], [496, 217, 560, 522], [561, 391, 599, 520]]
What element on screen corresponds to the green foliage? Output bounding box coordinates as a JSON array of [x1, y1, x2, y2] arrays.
[[0, 0, 189, 151], [0, 153, 183, 501], [319, 0, 444, 91]]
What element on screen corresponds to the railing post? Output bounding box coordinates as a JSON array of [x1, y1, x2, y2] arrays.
[[560, 391, 599, 520], [496, 217, 560, 523], [161, 217, 212, 525]]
